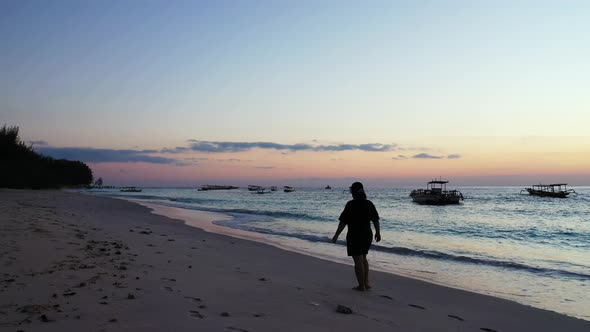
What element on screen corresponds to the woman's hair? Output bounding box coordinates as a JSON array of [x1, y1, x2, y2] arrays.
[[350, 181, 367, 200]]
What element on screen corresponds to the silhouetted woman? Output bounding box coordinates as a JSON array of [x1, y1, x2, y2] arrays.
[[332, 182, 381, 291]]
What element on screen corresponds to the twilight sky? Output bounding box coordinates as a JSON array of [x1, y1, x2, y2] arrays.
[[2, 1, 589, 186]]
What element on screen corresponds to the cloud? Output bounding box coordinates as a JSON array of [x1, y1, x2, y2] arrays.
[[183, 157, 209, 162], [410, 153, 462, 159], [392, 155, 408, 160], [28, 140, 49, 146], [35, 147, 177, 164], [214, 158, 246, 163], [161, 146, 189, 153], [165, 141, 398, 153], [412, 153, 444, 159]]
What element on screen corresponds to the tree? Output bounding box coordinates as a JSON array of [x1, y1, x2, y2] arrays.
[[0, 124, 93, 189]]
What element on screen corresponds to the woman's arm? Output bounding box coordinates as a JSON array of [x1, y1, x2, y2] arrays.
[[331, 222, 346, 243], [372, 220, 381, 242], [370, 201, 381, 242]]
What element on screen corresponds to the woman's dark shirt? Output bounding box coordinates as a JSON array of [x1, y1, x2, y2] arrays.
[[339, 199, 379, 237]]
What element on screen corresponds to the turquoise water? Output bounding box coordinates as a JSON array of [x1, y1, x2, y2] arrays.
[[87, 186, 590, 320]]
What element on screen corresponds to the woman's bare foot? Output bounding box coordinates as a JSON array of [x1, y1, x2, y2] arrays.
[[366, 284, 372, 290], [352, 286, 367, 291]]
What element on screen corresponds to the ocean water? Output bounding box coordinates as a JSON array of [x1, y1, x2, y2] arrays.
[[86, 186, 590, 320]]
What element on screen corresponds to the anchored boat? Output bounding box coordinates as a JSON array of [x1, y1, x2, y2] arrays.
[[283, 186, 295, 193], [248, 185, 264, 191], [198, 185, 239, 191], [120, 187, 142, 192], [521, 184, 576, 198], [410, 180, 463, 205]]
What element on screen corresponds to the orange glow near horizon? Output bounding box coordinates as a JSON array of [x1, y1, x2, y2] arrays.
[[87, 136, 590, 186]]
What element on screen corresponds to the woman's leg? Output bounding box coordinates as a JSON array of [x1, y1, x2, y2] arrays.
[[352, 255, 366, 290], [363, 255, 371, 289]]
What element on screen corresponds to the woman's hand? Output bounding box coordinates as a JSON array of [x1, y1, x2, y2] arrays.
[[375, 232, 381, 242]]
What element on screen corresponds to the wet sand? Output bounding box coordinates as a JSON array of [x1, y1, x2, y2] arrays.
[[1, 189, 588, 331]]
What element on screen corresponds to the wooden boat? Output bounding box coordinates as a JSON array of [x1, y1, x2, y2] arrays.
[[248, 185, 264, 191], [120, 187, 142, 192], [410, 180, 463, 205], [253, 188, 271, 194], [283, 186, 295, 193], [325, 185, 332, 190], [198, 185, 239, 191], [521, 184, 576, 198]]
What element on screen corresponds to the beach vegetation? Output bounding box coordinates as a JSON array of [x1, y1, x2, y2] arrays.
[[0, 124, 93, 189]]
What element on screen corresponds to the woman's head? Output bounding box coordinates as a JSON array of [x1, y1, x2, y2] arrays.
[[350, 181, 367, 200]]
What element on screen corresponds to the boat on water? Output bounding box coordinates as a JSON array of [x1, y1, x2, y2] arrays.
[[410, 180, 463, 205], [283, 186, 295, 193], [325, 185, 332, 190], [120, 187, 142, 192], [521, 183, 576, 198], [248, 185, 264, 191], [198, 185, 239, 191], [253, 188, 271, 194], [270, 186, 277, 191]]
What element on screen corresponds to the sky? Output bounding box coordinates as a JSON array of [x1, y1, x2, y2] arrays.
[[2, 1, 589, 186]]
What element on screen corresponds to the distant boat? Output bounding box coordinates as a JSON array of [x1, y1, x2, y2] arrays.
[[521, 184, 576, 198], [248, 185, 264, 191], [120, 187, 142, 192], [325, 185, 332, 190], [253, 188, 271, 194], [198, 185, 239, 191], [410, 180, 463, 205], [283, 186, 295, 193], [270, 186, 277, 191]]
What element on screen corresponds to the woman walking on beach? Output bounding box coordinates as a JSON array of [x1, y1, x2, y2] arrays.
[[332, 182, 381, 291]]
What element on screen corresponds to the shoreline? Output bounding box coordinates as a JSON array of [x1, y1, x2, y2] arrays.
[[126, 197, 587, 320], [1, 189, 588, 331], [131, 200, 504, 296], [133, 200, 356, 268]]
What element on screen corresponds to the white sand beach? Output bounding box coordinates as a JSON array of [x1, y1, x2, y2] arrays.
[[1, 190, 588, 332]]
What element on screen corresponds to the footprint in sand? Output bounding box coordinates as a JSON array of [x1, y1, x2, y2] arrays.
[[480, 328, 499, 332], [448, 314, 464, 321], [408, 304, 426, 310], [379, 295, 393, 300], [189, 310, 205, 319], [40, 314, 54, 322], [226, 327, 249, 332], [184, 296, 202, 303]]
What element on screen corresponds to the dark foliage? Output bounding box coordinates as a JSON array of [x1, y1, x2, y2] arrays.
[[0, 125, 93, 189]]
